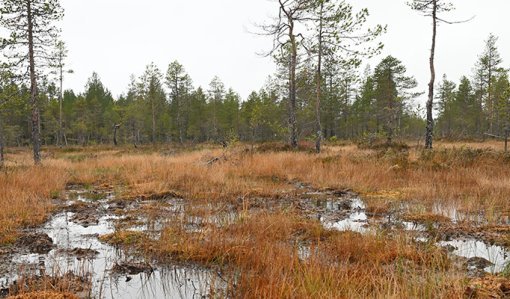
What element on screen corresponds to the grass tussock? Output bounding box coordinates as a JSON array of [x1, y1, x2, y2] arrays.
[[7, 291, 79, 299], [5, 272, 89, 299], [138, 210, 463, 298], [99, 230, 146, 247], [0, 163, 68, 244]]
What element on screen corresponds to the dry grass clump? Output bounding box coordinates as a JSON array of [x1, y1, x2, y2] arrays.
[[417, 147, 509, 168], [6, 272, 89, 299], [357, 137, 410, 152], [7, 291, 79, 299], [0, 162, 68, 244], [255, 141, 316, 153], [99, 230, 147, 247], [466, 275, 510, 298]]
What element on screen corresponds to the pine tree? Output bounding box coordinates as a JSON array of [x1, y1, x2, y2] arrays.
[[474, 34, 504, 134], [0, 0, 64, 163], [166, 61, 193, 143], [208, 76, 226, 141], [436, 75, 457, 137], [139, 64, 166, 144], [373, 56, 418, 143], [261, 0, 313, 148], [307, 0, 384, 152]]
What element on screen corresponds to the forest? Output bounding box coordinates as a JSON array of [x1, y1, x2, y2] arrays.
[[0, 0, 507, 161], [1, 0, 510, 299], [1, 33, 507, 150]]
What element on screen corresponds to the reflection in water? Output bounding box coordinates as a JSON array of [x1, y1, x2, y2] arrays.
[[316, 195, 510, 275], [0, 195, 222, 299], [320, 198, 369, 233], [439, 239, 510, 273]]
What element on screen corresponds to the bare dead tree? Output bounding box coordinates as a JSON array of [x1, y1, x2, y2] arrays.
[[113, 124, 121, 146], [51, 40, 73, 147], [409, 0, 472, 149]]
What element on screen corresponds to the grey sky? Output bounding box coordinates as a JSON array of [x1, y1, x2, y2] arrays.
[[60, 0, 509, 104]]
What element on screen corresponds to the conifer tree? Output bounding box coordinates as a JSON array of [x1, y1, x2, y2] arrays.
[[0, 0, 64, 163]]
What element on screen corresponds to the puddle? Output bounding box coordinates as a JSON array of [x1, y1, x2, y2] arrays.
[[313, 192, 510, 276], [320, 198, 369, 233], [0, 193, 223, 299], [433, 203, 486, 224], [439, 239, 510, 274], [323, 209, 368, 233]]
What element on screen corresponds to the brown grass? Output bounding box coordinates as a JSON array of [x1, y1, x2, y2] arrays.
[[107, 210, 464, 298], [0, 163, 68, 244], [3, 141, 510, 241], [7, 291, 79, 299], [1, 141, 509, 297]]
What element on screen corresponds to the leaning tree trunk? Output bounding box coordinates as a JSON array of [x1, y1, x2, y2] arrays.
[[288, 24, 298, 149], [27, 0, 41, 164], [425, 0, 437, 150]]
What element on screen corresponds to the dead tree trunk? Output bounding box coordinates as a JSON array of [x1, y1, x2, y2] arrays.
[[288, 22, 298, 149], [425, 0, 437, 149], [0, 117, 4, 168], [314, 2, 324, 153], [27, 0, 41, 164], [58, 55, 63, 147], [113, 124, 121, 146]]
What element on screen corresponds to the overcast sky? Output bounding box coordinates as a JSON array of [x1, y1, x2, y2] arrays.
[[60, 0, 510, 104]]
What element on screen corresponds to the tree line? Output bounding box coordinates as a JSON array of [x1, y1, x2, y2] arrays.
[[0, 0, 507, 165]]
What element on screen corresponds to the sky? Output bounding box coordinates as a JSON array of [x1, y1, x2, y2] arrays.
[[60, 0, 510, 104]]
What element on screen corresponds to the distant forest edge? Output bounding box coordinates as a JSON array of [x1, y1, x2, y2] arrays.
[[1, 35, 506, 147], [0, 0, 508, 161]]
